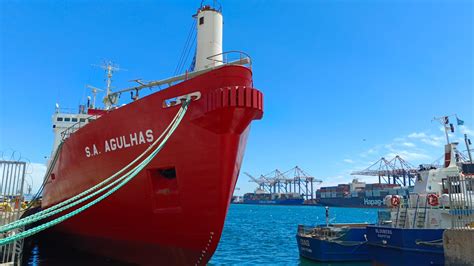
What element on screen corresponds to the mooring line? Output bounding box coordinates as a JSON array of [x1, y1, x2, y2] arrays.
[[0, 98, 190, 245]]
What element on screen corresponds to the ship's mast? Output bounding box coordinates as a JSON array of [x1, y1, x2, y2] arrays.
[[465, 134, 473, 163], [98, 61, 123, 109], [194, 2, 223, 71], [433, 115, 455, 144]]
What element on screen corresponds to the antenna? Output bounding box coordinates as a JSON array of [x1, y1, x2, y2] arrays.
[[433, 115, 456, 144], [465, 134, 473, 163], [86, 85, 103, 109], [92, 61, 126, 109]]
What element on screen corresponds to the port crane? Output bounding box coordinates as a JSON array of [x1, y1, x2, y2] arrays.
[[245, 166, 322, 200], [244, 172, 269, 192], [351, 155, 418, 186]]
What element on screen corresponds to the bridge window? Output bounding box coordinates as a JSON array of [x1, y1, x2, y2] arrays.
[[64, 118, 70, 122], [80, 118, 86, 122], [72, 118, 78, 122], [199, 17, 204, 25], [57, 117, 63, 121]]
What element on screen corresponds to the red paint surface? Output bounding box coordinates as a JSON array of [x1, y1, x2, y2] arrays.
[[42, 65, 263, 265]]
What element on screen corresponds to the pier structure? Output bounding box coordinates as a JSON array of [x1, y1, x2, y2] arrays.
[[247, 166, 322, 200], [443, 173, 474, 266], [351, 155, 418, 186], [0, 160, 26, 265]]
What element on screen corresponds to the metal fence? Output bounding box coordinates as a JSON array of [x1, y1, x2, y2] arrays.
[[0, 160, 26, 265], [447, 175, 474, 229]]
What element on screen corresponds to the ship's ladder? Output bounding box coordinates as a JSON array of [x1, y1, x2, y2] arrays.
[[0, 98, 191, 246], [414, 195, 429, 228], [395, 199, 409, 228]]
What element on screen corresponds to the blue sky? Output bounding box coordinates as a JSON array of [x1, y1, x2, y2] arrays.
[[0, 0, 473, 194]]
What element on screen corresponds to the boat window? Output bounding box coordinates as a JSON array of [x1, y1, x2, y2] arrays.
[[88, 118, 94, 122], [80, 118, 86, 122], [57, 117, 63, 122], [441, 178, 448, 194], [64, 118, 71, 122], [72, 118, 78, 122], [199, 17, 204, 25]]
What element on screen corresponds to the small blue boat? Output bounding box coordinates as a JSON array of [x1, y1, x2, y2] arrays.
[[366, 226, 444, 266], [296, 223, 370, 262], [365, 137, 474, 266]]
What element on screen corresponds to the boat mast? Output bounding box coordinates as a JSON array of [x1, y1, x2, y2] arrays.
[[465, 134, 473, 163], [99, 61, 122, 109], [194, 2, 223, 71], [433, 115, 454, 144]]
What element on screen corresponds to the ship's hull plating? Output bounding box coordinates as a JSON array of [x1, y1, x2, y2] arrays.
[[366, 226, 444, 266], [42, 65, 263, 265], [296, 227, 369, 262]]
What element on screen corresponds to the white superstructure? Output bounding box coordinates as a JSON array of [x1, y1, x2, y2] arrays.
[[382, 124, 474, 230], [51, 106, 94, 153]]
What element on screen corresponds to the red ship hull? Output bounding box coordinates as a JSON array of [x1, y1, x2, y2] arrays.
[[42, 65, 263, 265]]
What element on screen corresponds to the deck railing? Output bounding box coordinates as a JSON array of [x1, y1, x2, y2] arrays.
[[206, 51, 252, 68], [60, 115, 100, 141]]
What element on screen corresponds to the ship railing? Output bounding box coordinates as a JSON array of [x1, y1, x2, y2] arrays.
[[60, 115, 100, 141], [199, 0, 222, 12], [107, 51, 253, 99], [206, 51, 252, 69], [297, 225, 339, 238], [297, 225, 315, 236], [446, 175, 474, 229], [54, 106, 83, 114]]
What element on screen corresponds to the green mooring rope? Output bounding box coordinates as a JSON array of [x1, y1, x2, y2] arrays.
[[0, 102, 187, 234], [0, 99, 190, 246]]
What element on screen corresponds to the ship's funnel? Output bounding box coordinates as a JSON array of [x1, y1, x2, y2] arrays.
[[194, 5, 223, 71]]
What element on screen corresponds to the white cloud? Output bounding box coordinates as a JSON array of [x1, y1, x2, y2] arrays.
[[402, 142, 415, 147], [359, 146, 380, 158], [25, 163, 47, 194], [321, 175, 349, 187], [420, 135, 444, 147], [459, 125, 473, 135], [384, 150, 431, 161], [343, 159, 354, 164], [408, 132, 427, 138]]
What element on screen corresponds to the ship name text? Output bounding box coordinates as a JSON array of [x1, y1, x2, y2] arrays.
[[85, 129, 154, 157], [375, 228, 392, 239]]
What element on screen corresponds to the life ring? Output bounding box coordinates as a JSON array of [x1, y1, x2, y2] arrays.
[[427, 194, 439, 206], [390, 195, 400, 207]]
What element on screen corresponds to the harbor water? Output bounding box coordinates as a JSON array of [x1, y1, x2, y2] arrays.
[[23, 204, 378, 265]]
